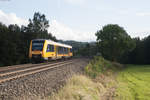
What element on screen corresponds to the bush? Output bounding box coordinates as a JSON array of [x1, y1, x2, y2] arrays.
[[85, 56, 119, 78]]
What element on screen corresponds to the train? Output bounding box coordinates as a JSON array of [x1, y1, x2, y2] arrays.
[[29, 39, 73, 63]]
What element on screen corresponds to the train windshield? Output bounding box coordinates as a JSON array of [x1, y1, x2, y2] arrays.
[[32, 40, 45, 51]]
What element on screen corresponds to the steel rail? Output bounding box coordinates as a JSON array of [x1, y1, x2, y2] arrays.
[[0, 60, 73, 77], [0, 60, 71, 73], [0, 60, 74, 83]]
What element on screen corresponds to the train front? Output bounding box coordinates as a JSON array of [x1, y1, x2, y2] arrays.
[[29, 39, 45, 63]]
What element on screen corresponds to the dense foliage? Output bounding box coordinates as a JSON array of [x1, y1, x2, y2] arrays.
[[96, 24, 136, 62], [126, 36, 150, 64], [0, 12, 57, 66], [85, 56, 119, 78]]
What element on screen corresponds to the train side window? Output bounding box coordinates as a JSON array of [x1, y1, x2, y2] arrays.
[[58, 47, 69, 54], [59, 47, 61, 54], [70, 48, 72, 52], [65, 48, 68, 54], [47, 44, 54, 52], [63, 47, 65, 54], [64, 47, 66, 54], [62, 47, 64, 54], [58, 47, 62, 54]]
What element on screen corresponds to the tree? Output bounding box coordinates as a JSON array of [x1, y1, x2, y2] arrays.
[[95, 24, 135, 62], [25, 12, 57, 40], [26, 12, 49, 33]]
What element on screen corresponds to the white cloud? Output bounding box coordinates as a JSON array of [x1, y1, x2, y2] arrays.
[[118, 10, 129, 15], [0, 10, 28, 26], [129, 31, 150, 39], [49, 20, 96, 42], [0, 10, 95, 42], [136, 12, 150, 16], [64, 0, 86, 5]]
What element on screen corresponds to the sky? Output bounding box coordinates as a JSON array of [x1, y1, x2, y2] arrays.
[[0, 0, 150, 42]]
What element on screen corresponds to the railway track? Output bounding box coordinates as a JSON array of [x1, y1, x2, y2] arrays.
[[0, 59, 74, 84], [0, 60, 61, 73]]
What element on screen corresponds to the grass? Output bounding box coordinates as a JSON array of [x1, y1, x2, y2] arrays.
[[115, 65, 150, 100], [48, 75, 106, 100]]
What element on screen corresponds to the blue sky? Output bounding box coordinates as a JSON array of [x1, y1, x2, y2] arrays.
[[0, 0, 150, 41]]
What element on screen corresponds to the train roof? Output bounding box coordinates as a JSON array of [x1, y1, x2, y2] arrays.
[[32, 39, 72, 48]]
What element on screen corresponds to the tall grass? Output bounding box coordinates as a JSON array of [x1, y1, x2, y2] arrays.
[[48, 75, 105, 100]]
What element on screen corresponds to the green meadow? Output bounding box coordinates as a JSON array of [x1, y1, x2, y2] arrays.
[[115, 65, 150, 100]]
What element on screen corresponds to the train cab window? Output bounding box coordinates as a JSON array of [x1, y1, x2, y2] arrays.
[[32, 40, 45, 51], [47, 44, 54, 52]]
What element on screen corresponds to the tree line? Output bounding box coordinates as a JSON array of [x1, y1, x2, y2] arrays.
[[127, 36, 150, 64], [0, 12, 57, 66], [95, 24, 150, 64]]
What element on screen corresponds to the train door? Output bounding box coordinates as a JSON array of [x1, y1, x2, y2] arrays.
[[68, 48, 70, 56], [55, 45, 58, 59]]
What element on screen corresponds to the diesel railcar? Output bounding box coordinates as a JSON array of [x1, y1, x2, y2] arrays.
[[29, 39, 73, 63]]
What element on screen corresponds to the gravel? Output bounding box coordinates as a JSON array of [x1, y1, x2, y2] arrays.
[[0, 58, 89, 100]]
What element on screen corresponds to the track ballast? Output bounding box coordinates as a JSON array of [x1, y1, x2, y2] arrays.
[[0, 59, 74, 83]]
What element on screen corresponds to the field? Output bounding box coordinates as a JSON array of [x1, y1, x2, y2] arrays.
[[115, 65, 150, 100]]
